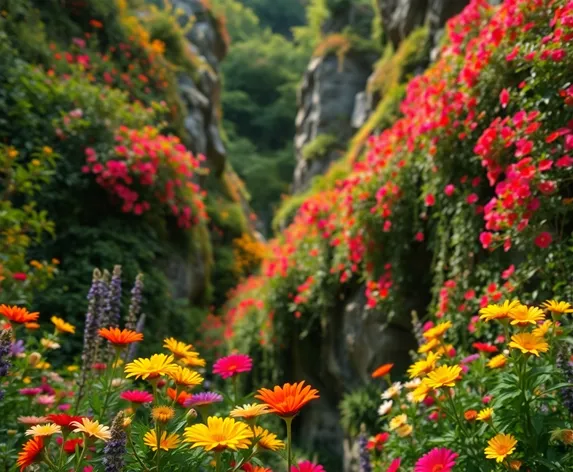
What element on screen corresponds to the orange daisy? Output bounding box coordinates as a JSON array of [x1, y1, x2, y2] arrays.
[[16, 437, 44, 471], [0, 305, 39, 324], [98, 327, 143, 346], [371, 363, 394, 378], [255, 381, 319, 417]]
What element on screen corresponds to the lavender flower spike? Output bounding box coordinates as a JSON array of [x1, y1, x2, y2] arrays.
[[358, 426, 372, 472], [125, 273, 144, 330], [0, 329, 12, 401], [103, 411, 127, 472]]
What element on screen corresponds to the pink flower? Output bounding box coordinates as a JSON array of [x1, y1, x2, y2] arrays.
[[500, 89, 510, 108], [386, 458, 401, 472], [12, 273, 27, 281], [36, 394, 56, 406], [479, 232, 493, 249], [213, 353, 253, 379], [20, 388, 42, 396], [120, 390, 153, 404], [444, 184, 455, 196], [502, 264, 515, 280], [415, 232, 424, 242], [291, 461, 325, 472], [534, 232, 552, 249], [466, 193, 478, 204], [425, 194, 436, 206], [414, 448, 458, 472]]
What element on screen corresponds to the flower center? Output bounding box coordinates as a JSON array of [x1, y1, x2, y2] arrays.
[[432, 465, 445, 472]]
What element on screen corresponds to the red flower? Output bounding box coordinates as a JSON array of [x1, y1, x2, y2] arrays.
[[414, 232, 424, 242], [444, 184, 455, 196], [472, 342, 498, 353], [479, 232, 493, 249], [425, 194, 436, 206], [500, 89, 510, 108], [466, 193, 478, 204], [46, 414, 85, 429], [386, 458, 401, 472], [12, 273, 27, 281], [534, 232, 552, 249], [63, 438, 83, 454], [367, 432, 389, 451]]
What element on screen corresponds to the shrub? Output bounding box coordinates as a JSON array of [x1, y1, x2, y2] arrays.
[[301, 134, 341, 162]]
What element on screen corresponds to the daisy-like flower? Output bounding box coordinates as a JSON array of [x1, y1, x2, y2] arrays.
[[411, 380, 431, 403], [477, 408, 493, 422], [181, 354, 207, 368], [256, 381, 319, 417], [167, 388, 191, 406], [487, 354, 507, 369], [36, 394, 56, 406], [50, 316, 75, 334], [425, 365, 462, 390], [19, 387, 42, 396], [423, 321, 452, 340], [396, 424, 413, 437], [184, 416, 253, 451], [464, 410, 478, 421], [25, 322, 40, 330], [254, 426, 284, 450], [124, 354, 177, 380], [16, 437, 44, 470], [543, 300, 573, 315], [389, 414, 408, 431], [244, 465, 272, 472], [378, 400, 393, 416], [184, 392, 223, 407], [163, 337, 194, 359], [418, 339, 439, 354], [472, 342, 497, 353], [0, 305, 39, 324], [230, 403, 270, 419], [143, 430, 181, 451], [508, 305, 545, 326], [99, 327, 143, 346], [62, 438, 83, 454], [152, 406, 174, 423], [291, 461, 326, 472], [407, 352, 441, 378], [485, 433, 517, 462], [414, 448, 458, 472], [120, 390, 153, 404], [480, 300, 520, 322], [167, 366, 204, 387], [404, 378, 422, 389], [213, 353, 253, 379], [71, 418, 111, 441], [41, 339, 60, 350], [508, 333, 549, 357], [46, 414, 85, 430], [18, 416, 48, 425], [381, 382, 402, 400], [386, 458, 401, 472], [25, 423, 61, 437], [533, 320, 552, 337], [371, 363, 394, 378]]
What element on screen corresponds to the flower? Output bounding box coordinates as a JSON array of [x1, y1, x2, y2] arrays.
[[290, 461, 325, 472], [464, 410, 478, 421], [17, 437, 44, 471], [36, 394, 56, 405], [543, 300, 573, 315], [103, 411, 127, 472], [371, 363, 394, 378], [230, 403, 270, 419], [386, 458, 401, 472], [477, 408, 493, 421], [423, 321, 452, 340], [254, 426, 284, 450], [411, 381, 431, 402], [152, 406, 174, 423], [408, 352, 440, 378], [213, 353, 253, 379], [366, 432, 389, 451], [71, 418, 111, 441], [508, 305, 545, 326], [533, 320, 553, 337], [46, 414, 85, 429], [381, 382, 402, 399], [143, 430, 181, 451], [472, 342, 497, 353], [120, 390, 153, 404], [425, 365, 462, 389], [255, 381, 319, 417], [378, 400, 393, 416], [0, 305, 39, 324], [25, 423, 61, 437], [487, 354, 507, 369], [181, 354, 207, 368], [389, 414, 408, 431], [167, 388, 191, 406], [18, 416, 48, 425], [184, 416, 253, 451], [418, 339, 439, 353], [167, 366, 204, 387], [163, 337, 194, 359], [19, 387, 42, 396], [534, 231, 552, 248], [414, 448, 458, 472], [51, 316, 75, 334], [62, 438, 83, 454], [99, 327, 143, 346], [184, 391, 223, 407], [480, 300, 520, 321], [396, 424, 413, 437], [509, 333, 549, 356], [485, 433, 517, 462], [124, 354, 177, 380]]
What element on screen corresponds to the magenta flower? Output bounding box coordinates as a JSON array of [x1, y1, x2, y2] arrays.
[[19, 387, 42, 396], [414, 448, 458, 472], [184, 392, 223, 407], [386, 458, 401, 472], [120, 390, 153, 404], [291, 461, 325, 472], [212, 353, 253, 379]]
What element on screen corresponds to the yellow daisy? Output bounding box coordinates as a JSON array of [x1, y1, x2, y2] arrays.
[[396, 424, 413, 437], [124, 354, 177, 380], [181, 353, 207, 368], [425, 365, 462, 389], [389, 414, 408, 431], [411, 380, 431, 403], [25, 423, 61, 437], [407, 352, 441, 378], [508, 305, 545, 326], [143, 430, 180, 451], [423, 321, 452, 340], [485, 433, 517, 462], [254, 426, 284, 451], [418, 338, 439, 354], [167, 366, 204, 387], [542, 300, 573, 315], [230, 403, 270, 419], [71, 418, 111, 441], [50, 316, 75, 334], [152, 406, 174, 423], [40, 339, 60, 350], [533, 320, 552, 337], [163, 337, 194, 359], [480, 300, 520, 322], [508, 333, 549, 357], [184, 416, 253, 451], [477, 408, 493, 422], [487, 354, 507, 369]]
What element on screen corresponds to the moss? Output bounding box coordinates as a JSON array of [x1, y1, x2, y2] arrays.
[[301, 134, 341, 161]]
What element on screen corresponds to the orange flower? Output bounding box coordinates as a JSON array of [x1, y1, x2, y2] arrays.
[[89, 19, 103, 28], [98, 327, 143, 346], [255, 381, 319, 417], [0, 305, 39, 324], [464, 410, 478, 421], [371, 363, 394, 378], [16, 437, 44, 471]]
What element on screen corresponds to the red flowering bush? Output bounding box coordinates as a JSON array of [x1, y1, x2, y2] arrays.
[[82, 126, 207, 228]]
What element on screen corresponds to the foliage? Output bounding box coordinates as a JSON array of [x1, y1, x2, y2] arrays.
[[339, 385, 381, 437], [301, 134, 341, 162], [239, 0, 305, 37]]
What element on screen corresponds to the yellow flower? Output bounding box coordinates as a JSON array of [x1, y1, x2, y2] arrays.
[[42, 146, 53, 154], [485, 433, 517, 462], [509, 333, 549, 357], [152, 406, 175, 423], [167, 366, 203, 387], [184, 417, 253, 451], [143, 430, 180, 451], [477, 408, 493, 422], [396, 424, 413, 437], [508, 305, 545, 326], [411, 380, 431, 403], [67, 365, 79, 372], [423, 321, 452, 340], [163, 337, 194, 359], [181, 353, 207, 368], [40, 339, 60, 350], [51, 316, 75, 334], [230, 403, 270, 420], [254, 426, 284, 451], [480, 300, 521, 322], [418, 338, 439, 354], [7, 147, 18, 158], [542, 300, 573, 315], [71, 418, 111, 441], [36, 361, 51, 370], [25, 423, 61, 437], [532, 320, 552, 337], [389, 414, 408, 431], [150, 39, 166, 54], [487, 354, 507, 369], [30, 260, 43, 269], [425, 365, 462, 390], [407, 352, 441, 378], [124, 354, 177, 380]]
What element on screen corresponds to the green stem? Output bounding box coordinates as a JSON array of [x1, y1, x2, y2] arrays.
[[128, 432, 150, 472], [284, 417, 293, 472], [100, 349, 121, 418], [75, 439, 88, 470], [233, 376, 239, 405], [215, 451, 222, 472]]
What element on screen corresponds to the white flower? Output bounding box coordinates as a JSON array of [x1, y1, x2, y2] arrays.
[[404, 378, 422, 389], [406, 392, 415, 403], [378, 400, 393, 416], [381, 382, 402, 400]]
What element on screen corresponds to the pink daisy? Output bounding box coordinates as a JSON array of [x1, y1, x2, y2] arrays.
[[120, 390, 154, 404], [291, 461, 325, 472], [414, 448, 458, 472], [36, 394, 56, 406], [387, 458, 401, 472], [212, 353, 253, 379], [19, 387, 42, 396]]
